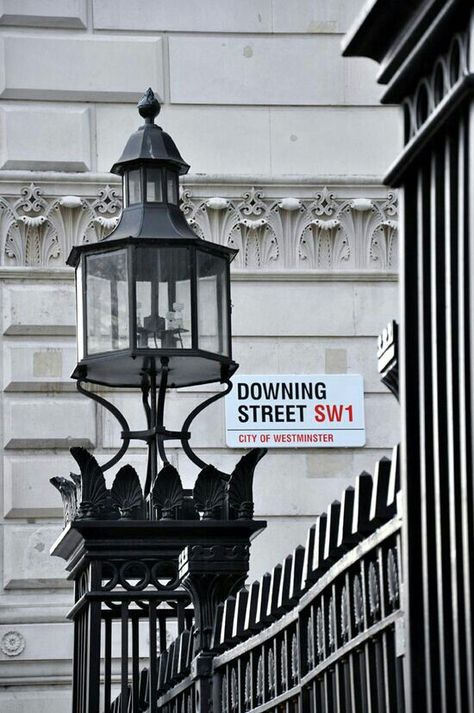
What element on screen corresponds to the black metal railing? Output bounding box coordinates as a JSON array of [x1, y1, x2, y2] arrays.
[[122, 446, 402, 713]]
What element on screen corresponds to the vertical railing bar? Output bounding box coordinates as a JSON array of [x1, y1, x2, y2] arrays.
[[132, 612, 140, 713], [159, 610, 167, 656], [78, 615, 84, 713], [121, 601, 129, 713], [444, 125, 461, 713], [105, 614, 112, 713], [460, 106, 474, 712], [149, 603, 158, 713], [177, 601, 185, 635]]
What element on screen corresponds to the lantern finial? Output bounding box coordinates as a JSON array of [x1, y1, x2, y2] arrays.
[[138, 87, 160, 123]]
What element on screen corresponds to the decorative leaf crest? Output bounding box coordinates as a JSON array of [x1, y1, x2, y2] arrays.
[[256, 654, 264, 704], [267, 648, 276, 695], [50, 476, 77, 525], [70, 446, 108, 518], [244, 661, 252, 708], [69, 471, 82, 506], [280, 640, 288, 691], [152, 464, 184, 519], [193, 465, 226, 519], [111, 465, 144, 519], [228, 448, 267, 519], [291, 632, 299, 683]]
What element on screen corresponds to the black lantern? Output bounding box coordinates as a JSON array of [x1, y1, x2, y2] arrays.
[[67, 88, 237, 389]]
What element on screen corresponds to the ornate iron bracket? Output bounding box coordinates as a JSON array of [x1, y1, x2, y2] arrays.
[[180, 380, 233, 471], [76, 380, 131, 472], [77, 371, 234, 500]]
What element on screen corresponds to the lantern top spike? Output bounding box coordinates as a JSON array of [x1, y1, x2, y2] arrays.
[[110, 87, 189, 176], [138, 87, 160, 123]]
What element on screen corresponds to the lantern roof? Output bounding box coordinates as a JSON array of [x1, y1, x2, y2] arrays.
[[110, 88, 190, 176]]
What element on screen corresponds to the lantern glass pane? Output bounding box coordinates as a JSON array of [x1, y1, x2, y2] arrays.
[[135, 246, 192, 350], [197, 251, 229, 356], [122, 176, 128, 208], [76, 257, 85, 361], [128, 169, 142, 205], [146, 168, 163, 203], [86, 249, 129, 355], [167, 172, 178, 205]]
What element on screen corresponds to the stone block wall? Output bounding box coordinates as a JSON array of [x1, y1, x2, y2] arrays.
[[0, 1, 401, 710]]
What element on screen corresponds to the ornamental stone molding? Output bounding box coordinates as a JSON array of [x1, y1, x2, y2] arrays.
[[0, 630, 26, 657], [0, 180, 397, 271]]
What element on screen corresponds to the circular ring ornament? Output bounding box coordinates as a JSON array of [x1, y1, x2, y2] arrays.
[[1, 631, 25, 657], [119, 561, 150, 591], [151, 561, 179, 590]]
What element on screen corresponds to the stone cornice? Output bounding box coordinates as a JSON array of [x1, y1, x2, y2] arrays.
[[0, 178, 398, 272]]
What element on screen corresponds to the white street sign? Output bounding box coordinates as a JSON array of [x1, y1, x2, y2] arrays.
[[225, 374, 365, 448]]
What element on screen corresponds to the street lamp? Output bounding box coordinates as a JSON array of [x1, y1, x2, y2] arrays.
[[66, 88, 239, 496], [51, 92, 267, 710]]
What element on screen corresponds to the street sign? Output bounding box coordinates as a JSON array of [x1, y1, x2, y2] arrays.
[[225, 374, 365, 448]]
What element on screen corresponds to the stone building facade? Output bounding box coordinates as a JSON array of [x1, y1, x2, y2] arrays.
[[0, 1, 400, 710]]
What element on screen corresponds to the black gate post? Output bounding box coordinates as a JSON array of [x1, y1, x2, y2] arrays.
[[344, 4, 474, 713]]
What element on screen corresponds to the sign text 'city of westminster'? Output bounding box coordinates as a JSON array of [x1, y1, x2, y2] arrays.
[[225, 374, 365, 448]]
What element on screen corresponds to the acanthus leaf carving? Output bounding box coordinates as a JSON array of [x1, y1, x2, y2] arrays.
[[0, 182, 397, 271]]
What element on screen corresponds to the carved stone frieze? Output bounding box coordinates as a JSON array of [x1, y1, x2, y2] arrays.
[[183, 185, 398, 271], [0, 182, 121, 267], [0, 181, 397, 271]]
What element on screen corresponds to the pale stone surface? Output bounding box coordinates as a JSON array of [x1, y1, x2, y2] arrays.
[[231, 281, 397, 336], [3, 395, 95, 449], [363, 393, 399, 447], [232, 336, 394, 392], [3, 524, 69, 588], [353, 281, 400, 332], [3, 454, 69, 518], [0, 622, 72, 659], [0, 688, 71, 713], [248, 516, 316, 581], [2, 283, 75, 335], [96, 104, 272, 176], [3, 339, 76, 391], [169, 35, 381, 106], [270, 106, 401, 176], [272, 0, 364, 33], [92, 0, 272, 32], [0, 0, 87, 28], [92, 0, 365, 33], [0, 36, 163, 102], [0, 105, 91, 171]]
